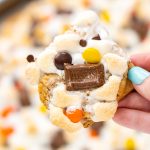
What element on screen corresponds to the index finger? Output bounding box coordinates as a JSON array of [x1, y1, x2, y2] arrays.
[[131, 53, 150, 71]]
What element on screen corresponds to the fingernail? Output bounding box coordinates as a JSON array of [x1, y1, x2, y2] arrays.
[[128, 67, 150, 85]]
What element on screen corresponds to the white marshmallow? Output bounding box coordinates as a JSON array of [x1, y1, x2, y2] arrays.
[[91, 75, 121, 101], [86, 39, 116, 55], [73, 10, 99, 27], [103, 53, 128, 76], [53, 33, 80, 53], [72, 53, 84, 65], [92, 101, 118, 122], [37, 48, 57, 73], [25, 62, 40, 85], [96, 27, 109, 39], [49, 104, 82, 132], [51, 83, 83, 108]]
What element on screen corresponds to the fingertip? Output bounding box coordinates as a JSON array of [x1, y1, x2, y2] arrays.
[[130, 55, 137, 64], [113, 108, 126, 123], [130, 53, 150, 71], [130, 53, 141, 65]]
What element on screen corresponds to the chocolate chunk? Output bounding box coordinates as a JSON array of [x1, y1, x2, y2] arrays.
[[79, 39, 87, 47], [90, 122, 104, 133], [56, 9, 72, 15], [65, 64, 105, 91], [19, 88, 31, 107], [50, 130, 66, 150], [26, 55, 35, 63], [54, 52, 72, 70], [14, 79, 31, 107], [92, 34, 101, 40], [130, 15, 148, 40]]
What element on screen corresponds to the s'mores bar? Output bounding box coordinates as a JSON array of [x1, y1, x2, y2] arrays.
[[25, 11, 133, 132]]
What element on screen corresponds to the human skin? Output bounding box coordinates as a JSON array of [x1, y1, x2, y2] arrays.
[[113, 53, 150, 134]]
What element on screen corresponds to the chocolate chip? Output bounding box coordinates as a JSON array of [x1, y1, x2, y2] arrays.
[[26, 55, 35, 63], [54, 52, 72, 70], [92, 34, 101, 40], [79, 39, 87, 47], [65, 63, 105, 91], [50, 130, 66, 149]]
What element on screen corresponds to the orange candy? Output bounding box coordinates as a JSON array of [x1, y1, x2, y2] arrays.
[[1, 127, 14, 137], [64, 109, 83, 123], [82, 0, 90, 8], [89, 129, 99, 137], [1, 106, 15, 118]]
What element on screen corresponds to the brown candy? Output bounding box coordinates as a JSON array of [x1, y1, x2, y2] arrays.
[[92, 34, 101, 40], [64, 63, 105, 91]]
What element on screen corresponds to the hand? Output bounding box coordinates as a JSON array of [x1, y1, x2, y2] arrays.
[[113, 53, 150, 133]]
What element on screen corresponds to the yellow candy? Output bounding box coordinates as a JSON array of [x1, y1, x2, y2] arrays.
[[99, 10, 110, 23], [15, 147, 26, 150], [39, 105, 47, 113], [124, 138, 136, 150], [82, 48, 101, 63], [60, 24, 70, 34]]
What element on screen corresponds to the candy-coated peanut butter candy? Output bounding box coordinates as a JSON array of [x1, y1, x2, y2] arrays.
[[1, 127, 14, 137], [1, 106, 15, 118], [82, 48, 101, 63], [99, 10, 110, 23], [124, 138, 136, 150], [64, 109, 83, 123], [39, 105, 47, 113]]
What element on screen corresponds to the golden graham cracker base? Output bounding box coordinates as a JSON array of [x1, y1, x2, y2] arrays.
[[38, 74, 60, 108], [117, 62, 134, 101], [82, 112, 94, 128]]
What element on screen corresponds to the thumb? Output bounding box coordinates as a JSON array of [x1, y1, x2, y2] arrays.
[[128, 66, 150, 101]]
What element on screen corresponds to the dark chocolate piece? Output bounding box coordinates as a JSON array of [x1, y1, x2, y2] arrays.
[[54, 52, 72, 70], [50, 130, 66, 150], [92, 34, 101, 40], [26, 55, 35, 63], [65, 63, 105, 91], [79, 39, 87, 47]]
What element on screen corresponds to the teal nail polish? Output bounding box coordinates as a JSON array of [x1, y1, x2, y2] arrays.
[[128, 67, 150, 85]]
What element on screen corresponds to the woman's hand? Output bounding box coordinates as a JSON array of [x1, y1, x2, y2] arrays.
[[113, 53, 150, 134]]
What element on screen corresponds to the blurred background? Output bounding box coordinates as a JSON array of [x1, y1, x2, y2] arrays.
[[0, 0, 150, 150]]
